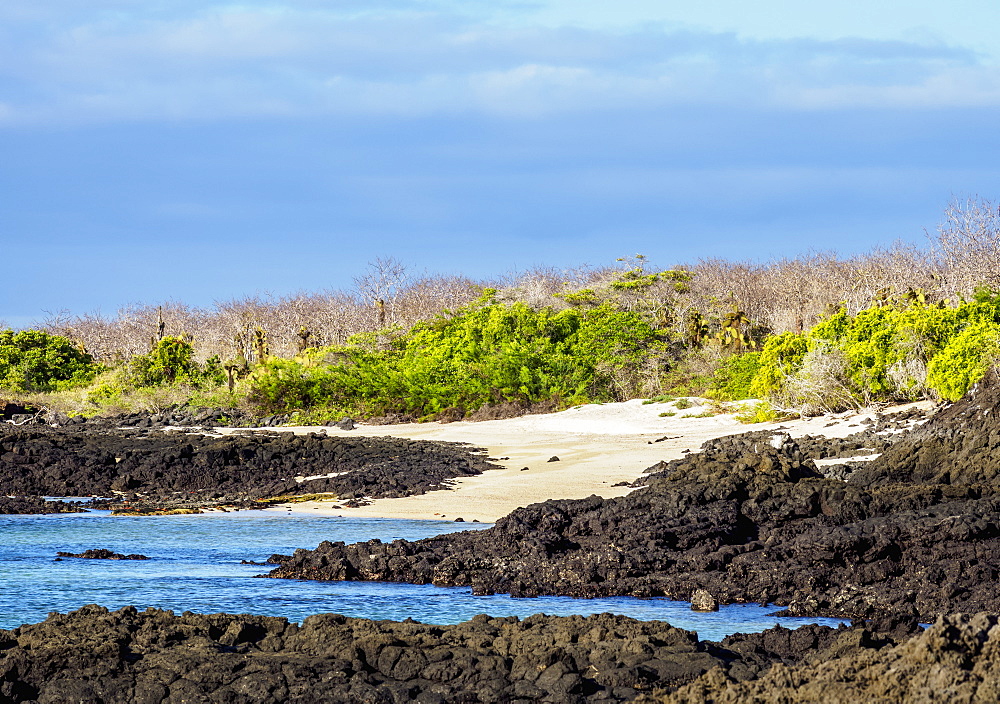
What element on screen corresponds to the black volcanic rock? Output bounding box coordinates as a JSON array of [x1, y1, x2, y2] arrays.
[[0, 496, 88, 515], [0, 425, 499, 509], [0, 605, 886, 704], [649, 613, 1000, 704], [852, 366, 1000, 487], [56, 549, 150, 560]]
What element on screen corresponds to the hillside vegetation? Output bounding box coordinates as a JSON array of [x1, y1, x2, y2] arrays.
[[4, 197, 1000, 422]]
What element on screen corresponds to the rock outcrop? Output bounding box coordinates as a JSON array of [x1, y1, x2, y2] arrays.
[[650, 613, 1000, 704], [55, 549, 150, 560], [0, 425, 499, 510], [0, 605, 879, 704], [0, 495, 88, 514]]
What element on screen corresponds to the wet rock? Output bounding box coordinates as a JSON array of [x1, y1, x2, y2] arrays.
[[0, 496, 88, 515], [55, 549, 149, 560]]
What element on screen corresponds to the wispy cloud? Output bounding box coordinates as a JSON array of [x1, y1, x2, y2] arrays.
[[0, 2, 992, 125]]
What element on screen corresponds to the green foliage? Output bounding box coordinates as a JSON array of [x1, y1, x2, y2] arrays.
[[557, 288, 601, 307], [83, 338, 229, 414], [0, 329, 100, 392], [926, 320, 1000, 401], [748, 333, 809, 400], [735, 401, 798, 424], [673, 397, 693, 409], [246, 301, 669, 418], [609, 267, 692, 294], [710, 352, 762, 401], [749, 292, 1000, 406], [128, 337, 214, 387]]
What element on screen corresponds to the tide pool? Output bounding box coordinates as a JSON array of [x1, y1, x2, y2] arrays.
[[0, 510, 845, 641]]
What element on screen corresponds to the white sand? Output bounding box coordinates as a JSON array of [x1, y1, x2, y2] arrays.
[[261, 399, 933, 523]]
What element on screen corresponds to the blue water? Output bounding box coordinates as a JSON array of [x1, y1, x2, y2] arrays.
[[0, 510, 846, 641]]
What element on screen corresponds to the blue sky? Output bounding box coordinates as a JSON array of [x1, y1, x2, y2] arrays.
[[2, 1, 999, 327]]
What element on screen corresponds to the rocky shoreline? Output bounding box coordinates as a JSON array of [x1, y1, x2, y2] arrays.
[[261, 377, 1000, 624], [0, 604, 910, 704], [0, 424, 500, 513]]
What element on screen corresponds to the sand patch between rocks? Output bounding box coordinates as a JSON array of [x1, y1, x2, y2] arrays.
[[261, 399, 933, 523]]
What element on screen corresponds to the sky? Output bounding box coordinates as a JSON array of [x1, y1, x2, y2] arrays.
[[2, 1, 1000, 327]]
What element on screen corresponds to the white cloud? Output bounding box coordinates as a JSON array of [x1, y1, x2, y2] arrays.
[[0, 2, 995, 126]]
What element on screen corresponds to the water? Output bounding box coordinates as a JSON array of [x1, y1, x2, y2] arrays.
[[0, 510, 845, 642]]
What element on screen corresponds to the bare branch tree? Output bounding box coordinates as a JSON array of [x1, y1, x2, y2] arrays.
[[931, 196, 1000, 299]]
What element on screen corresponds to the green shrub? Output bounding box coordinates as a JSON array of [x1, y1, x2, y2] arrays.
[[734, 401, 798, 424], [710, 352, 762, 400], [748, 332, 809, 401], [246, 299, 670, 418], [749, 291, 1000, 406], [926, 320, 1000, 401], [0, 329, 100, 392], [127, 337, 225, 389]]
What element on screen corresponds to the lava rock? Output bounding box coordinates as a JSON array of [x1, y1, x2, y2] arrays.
[[0, 605, 881, 704], [55, 549, 150, 560], [0, 425, 501, 511]]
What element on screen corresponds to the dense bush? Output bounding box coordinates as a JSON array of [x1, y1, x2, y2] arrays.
[[926, 320, 1000, 401], [247, 297, 669, 418], [127, 337, 224, 388], [748, 289, 1000, 409], [709, 352, 762, 400], [0, 330, 100, 392]]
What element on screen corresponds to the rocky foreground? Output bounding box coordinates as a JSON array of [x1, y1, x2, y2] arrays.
[[0, 425, 498, 512], [645, 613, 1000, 704], [0, 605, 912, 704]]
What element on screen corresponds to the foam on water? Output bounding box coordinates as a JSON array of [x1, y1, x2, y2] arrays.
[[0, 511, 845, 641]]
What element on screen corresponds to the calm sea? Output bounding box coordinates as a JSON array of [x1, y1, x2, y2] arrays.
[[0, 510, 845, 641]]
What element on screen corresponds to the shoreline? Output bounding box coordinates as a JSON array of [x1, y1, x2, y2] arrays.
[[261, 398, 933, 523]]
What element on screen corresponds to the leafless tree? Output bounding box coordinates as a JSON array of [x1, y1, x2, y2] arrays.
[[353, 256, 409, 329], [931, 196, 1000, 299]]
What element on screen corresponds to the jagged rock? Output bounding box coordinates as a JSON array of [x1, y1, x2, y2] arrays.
[[0, 496, 87, 515], [0, 605, 884, 704], [648, 613, 1000, 704], [0, 425, 500, 512]]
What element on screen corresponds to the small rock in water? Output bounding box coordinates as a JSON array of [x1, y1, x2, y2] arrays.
[[690, 588, 719, 612], [56, 549, 150, 561], [454, 517, 464, 522], [547, 456, 560, 462]]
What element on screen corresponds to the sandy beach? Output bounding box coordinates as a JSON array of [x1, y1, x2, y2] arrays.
[[266, 398, 933, 523]]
